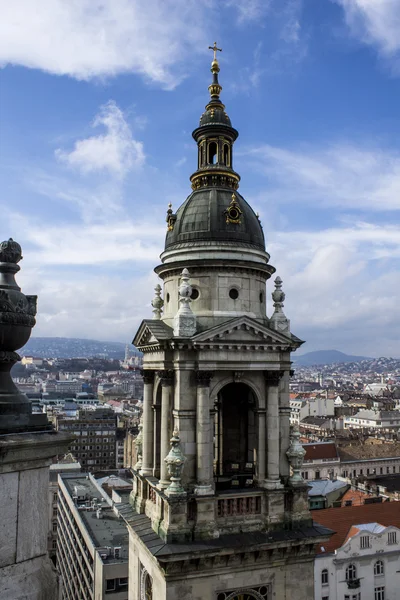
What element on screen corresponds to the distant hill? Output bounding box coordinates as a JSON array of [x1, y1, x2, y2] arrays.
[[20, 337, 139, 359], [294, 350, 370, 367]]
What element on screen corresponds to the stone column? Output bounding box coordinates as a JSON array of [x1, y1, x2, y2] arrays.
[[152, 403, 161, 478], [195, 371, 214, 495], [140, 370, 155, 476], [264, 371, 284, 489], [256, 409, 266, 484], [158, 370, 174, 488], [279, 370, 291, 479]]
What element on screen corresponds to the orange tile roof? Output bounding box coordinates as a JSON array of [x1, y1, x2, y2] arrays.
[[303, 442, 339, 461], [312, 501, 400, 554], [340, 488, 369, 507]]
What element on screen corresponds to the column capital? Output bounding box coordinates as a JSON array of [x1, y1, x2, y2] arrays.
[[141, 369, 155, 384], [196, 370, 213, 386], [264, 370, 284, 386], [157, 369, 174, 386]]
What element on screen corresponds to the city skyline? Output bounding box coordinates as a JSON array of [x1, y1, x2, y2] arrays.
[[1, 1, 399, 357]]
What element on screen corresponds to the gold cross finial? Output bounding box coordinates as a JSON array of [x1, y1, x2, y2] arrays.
[[208, 41, 222, 61]]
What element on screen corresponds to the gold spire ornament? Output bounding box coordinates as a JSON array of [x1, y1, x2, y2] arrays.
[[208, 41, 222, 62], [166, 203, 177, 231], [224, 193, 243, 224]]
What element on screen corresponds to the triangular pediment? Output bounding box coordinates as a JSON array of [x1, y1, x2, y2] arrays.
[[192, 316, 303, 349], [133, 319, 173, 349]]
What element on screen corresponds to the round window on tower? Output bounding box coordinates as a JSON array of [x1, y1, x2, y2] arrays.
[[191, 288, 199, 300], [229, 288, 239, 300]]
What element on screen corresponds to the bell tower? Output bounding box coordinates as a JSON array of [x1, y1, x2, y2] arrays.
[[128, 46, 332, 600]]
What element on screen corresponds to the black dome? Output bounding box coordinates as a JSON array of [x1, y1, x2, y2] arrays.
[[165, 188, 265, 250], [199, 107, 232, 128]]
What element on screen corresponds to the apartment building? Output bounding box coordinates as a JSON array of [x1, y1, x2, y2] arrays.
[[57, 473, 129, 600], [313, 503, 400, 600], [55, 408, 117, 471]]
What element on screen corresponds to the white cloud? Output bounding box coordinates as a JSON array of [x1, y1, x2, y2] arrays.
[[0, 0, 208, 88], [336, 0, 400, 73], [55, 101, 144, 177], [244, 143, 400, 210], [268, 223, 400, 356], [0, 0, 275, 88]]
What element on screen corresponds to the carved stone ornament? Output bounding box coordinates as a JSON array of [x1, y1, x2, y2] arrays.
[[151, 283, 164, 320], [157, 369, 174, 386], [0, 238, 48, 432], [134, 420, 143, 471], [0, 238, 22, 264], [173, 268, 196, 338], [196, 371, 213, 386], [264, 370, 284, 386], [286, 426, 306, 486], [141, 370, 155, 385], [270, 276, 290, 333], [164, 429, 186, 497]]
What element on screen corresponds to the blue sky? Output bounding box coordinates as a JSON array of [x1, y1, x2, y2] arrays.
[[1, 0, 399, 357]]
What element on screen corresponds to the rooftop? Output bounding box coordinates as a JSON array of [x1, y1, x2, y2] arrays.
[[307, 479, 348, 497], [303, 442, 339, 461], [312, 501, 400, 554], [62, 474, 129, 563]]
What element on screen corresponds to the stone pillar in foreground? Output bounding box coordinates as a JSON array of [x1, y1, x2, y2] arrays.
[[0, 239, 72, 600]]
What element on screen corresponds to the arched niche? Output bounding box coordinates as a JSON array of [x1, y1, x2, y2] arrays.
[[213, 381, 257, 484]]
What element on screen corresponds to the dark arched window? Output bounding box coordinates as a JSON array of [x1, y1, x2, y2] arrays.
[[208, 141, 218, 164], [223, 144, 230, 166], [321, 569, 328, 585], [374, 560, 384, 576], [346, 564, 357, 581]]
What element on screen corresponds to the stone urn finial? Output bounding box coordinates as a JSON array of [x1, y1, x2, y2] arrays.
[[134, 420, 143, 470], [173, 268, 196, 337], [0, 238, 47, 432], [164, 429, 186, 497], [151, 284, 164, 320], [286, 426, 306, 486], [270, 276, 290, 333]]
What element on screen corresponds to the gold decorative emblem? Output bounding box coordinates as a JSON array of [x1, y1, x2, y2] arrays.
[[166, 203, 177, 231], [225, 194, 242, 224]]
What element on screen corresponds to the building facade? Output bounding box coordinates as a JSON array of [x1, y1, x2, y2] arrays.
[[313, 504, 400, 600], [57, 473, 129, 600], [127, 49, 331, 600], [55, 407, 117, 471]]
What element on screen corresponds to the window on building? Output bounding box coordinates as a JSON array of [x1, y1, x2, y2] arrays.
[[380, 467, 383, 474], [52, 539, 57, 549], [346, 564, 357, 581], [118, 577, 128, 586], [374, 587, 385, 600], [388, 531, 397, 545], [52, 522, 57, 532], [315, 471, 321, 479], [374, 560, 384, 576], [387, 467, 390, 474], [393, 466, 396, 473], [106, 579, 116, 591], [53, 492, 58, 502], [321, 569, 329, 586], [359, 469, 363, 475], [322, 597, 329, 600], [360, 535, 370, 549]]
